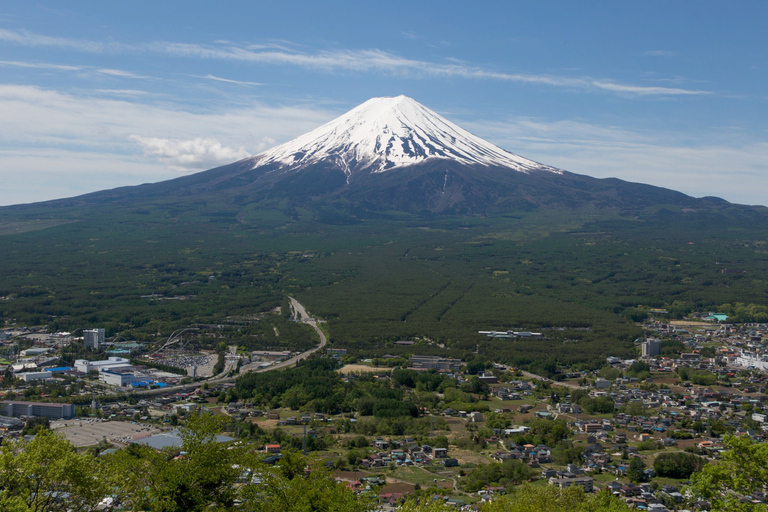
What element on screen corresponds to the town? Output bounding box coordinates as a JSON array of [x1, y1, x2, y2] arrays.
[[2, 307, 768, 511]]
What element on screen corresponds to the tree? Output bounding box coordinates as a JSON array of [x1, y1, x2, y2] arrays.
[[653, 452, 705, 479], [103, 412, 244, 512], [690, 435, 768, 512], [480, 485, 632, 512], [627, 456, 646, 483], [0, 429, 107, 512], [238, 450, 371, 511]]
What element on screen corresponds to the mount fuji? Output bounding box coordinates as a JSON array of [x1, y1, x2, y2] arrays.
[[30, 95, 731, 216], [252, 95, 561, 178]]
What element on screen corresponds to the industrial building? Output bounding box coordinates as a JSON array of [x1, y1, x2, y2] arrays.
[[19, 371, 53, 382], [100, 369, 143, 387], [74, 357, 131, 374], [0, 400, 75, 420], [409, 355, 462, 371]]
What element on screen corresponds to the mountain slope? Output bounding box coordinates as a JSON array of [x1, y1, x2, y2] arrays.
[[3, 95, 746, 217]]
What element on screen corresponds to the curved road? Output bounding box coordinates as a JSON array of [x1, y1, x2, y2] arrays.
[[130, 296, 325, 396], [253, 297, 327, 373]]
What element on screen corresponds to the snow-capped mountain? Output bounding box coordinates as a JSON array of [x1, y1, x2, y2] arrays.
[[250, 95, 561, 181], [39, 95, 726, 216]]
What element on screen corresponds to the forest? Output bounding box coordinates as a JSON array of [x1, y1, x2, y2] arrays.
[[2, 199, 768, 371]]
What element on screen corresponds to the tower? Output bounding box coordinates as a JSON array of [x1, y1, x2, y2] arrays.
[[83, 329, 105, 350]]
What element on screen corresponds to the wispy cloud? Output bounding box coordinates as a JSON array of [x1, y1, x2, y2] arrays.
[[0, 28, 709, 96], [198, 74, 262, 86], [0, 58, 151, 80], [95, 68, 152, 79], [0, 59, 82, 71], [94, 89, 149, 96]]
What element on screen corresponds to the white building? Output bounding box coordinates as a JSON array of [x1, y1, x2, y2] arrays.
[[99, 369, 141, 387], [83, 328, 105, 350], [19, 371, 53, 382], [75, 357, 131, 374], [20, 348, 49, 357]]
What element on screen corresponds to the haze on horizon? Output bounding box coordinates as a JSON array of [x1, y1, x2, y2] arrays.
[[0, 1, 767, 207]]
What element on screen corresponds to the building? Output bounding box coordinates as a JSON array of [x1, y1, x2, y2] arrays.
[[0, 401, 75, 420], [19, 371, 52, 382], [549, 476, 594, 493], [99, 369, 141, 387], [83, 328, 105, 350], [642, 338, 661, 358], [74, 357, 131, 374], [409, 355, 461, 371], [594, 378, 611, 389]]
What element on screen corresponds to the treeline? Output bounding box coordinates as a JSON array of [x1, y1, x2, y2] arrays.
[[235, 358, 462, 420]]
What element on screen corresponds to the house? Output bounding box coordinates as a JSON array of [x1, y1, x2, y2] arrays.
[[433, 447, 448, 458], [264, 444, 281, 453], [549, 476, 593, 493]]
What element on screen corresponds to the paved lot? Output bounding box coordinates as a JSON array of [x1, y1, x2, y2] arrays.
[[51, 419, 160, 447]]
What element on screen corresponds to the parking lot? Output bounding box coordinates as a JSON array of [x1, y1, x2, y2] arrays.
[[51, 419, 160, 447]]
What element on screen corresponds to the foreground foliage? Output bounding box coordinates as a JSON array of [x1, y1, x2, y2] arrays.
[[690, 435, 768, 512], [5, 418, 768, 512]]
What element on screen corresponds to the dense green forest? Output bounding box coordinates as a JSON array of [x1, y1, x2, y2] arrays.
[[2, 200, 768, 370]]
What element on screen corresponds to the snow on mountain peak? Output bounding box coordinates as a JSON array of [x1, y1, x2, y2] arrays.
[[253, 95, 561, 178]]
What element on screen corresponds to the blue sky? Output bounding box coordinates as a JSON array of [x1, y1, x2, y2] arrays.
[[1, 1, 767, 206]]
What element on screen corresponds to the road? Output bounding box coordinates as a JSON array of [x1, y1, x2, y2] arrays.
[[252, 297, 327, 373], [129, 296, 325, 396], [519, 370, 586, 390]]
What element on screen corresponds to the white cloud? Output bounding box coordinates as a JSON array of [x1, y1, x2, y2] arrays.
[[129, 135, 249, 170], [0, 28, 709, 96], [95, 68, 152, 79], [0, 59, 82, 71], [0, 84, 334, 205], [198, 74, 262, 86]]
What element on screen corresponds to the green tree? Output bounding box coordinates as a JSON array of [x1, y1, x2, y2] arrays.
[[0, 429, 107, 512], [627, 456, 646, 483], [479, 485, 632, 512], [104, 413, 243, 512], [239, 450, 371, 511], [653, 452, 705, 479], [690, 435, 768, 512]]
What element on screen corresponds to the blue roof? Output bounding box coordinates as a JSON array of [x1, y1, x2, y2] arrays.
[[46, 367, 72, 372]]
